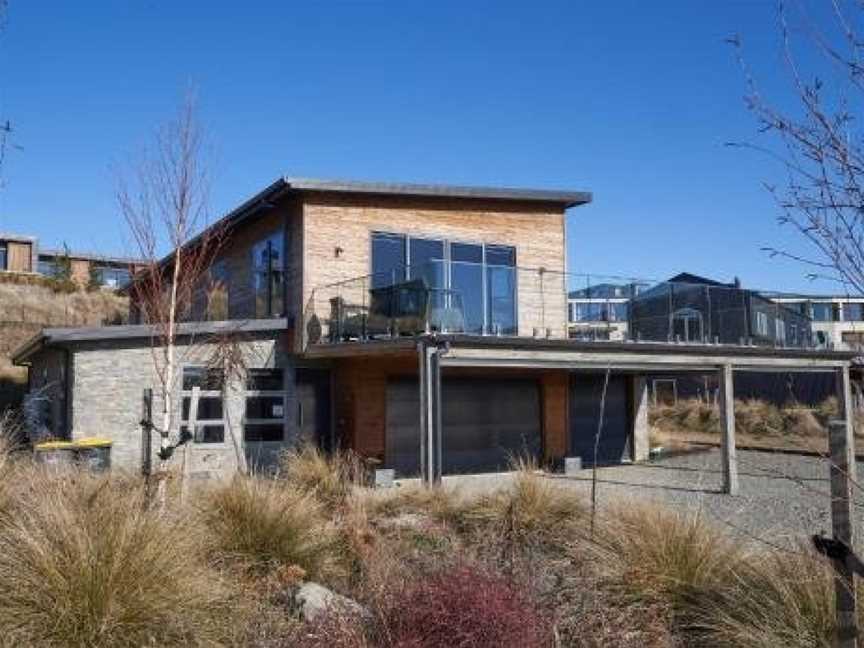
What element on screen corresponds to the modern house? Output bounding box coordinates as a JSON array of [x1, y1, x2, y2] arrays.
[[567, 281, 647, 341], [627, 273, 814, 348], [11, 178, 857, 491], [0, 232, 140, 288], [768, 294, 864, 354]]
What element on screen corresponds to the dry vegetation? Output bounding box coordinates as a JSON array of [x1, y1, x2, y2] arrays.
[[0, 277, 127, 410], [649, 397, 864, 452], [0, 430, 852, 647]]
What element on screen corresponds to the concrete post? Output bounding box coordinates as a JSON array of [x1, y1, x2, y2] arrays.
[[630, 375, 650, 462], [831, 365, 858, 647], [717, 364, 738, 495]]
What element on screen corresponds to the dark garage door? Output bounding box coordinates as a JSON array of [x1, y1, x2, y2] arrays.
[[570, 373, 631, 465], [386, 378, 542, 476]]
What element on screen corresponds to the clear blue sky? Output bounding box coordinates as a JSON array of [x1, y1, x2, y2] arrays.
[[0, 1, 841, 292]]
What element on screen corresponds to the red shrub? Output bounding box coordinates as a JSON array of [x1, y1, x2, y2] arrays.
[[382, 564, 552, 648]]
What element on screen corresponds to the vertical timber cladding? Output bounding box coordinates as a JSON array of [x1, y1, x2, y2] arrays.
[[569, 372, 632, 465], [386, 375, 543, 476]]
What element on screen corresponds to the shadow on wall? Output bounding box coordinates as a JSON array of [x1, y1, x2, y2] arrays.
[[0, 376, 26, 414]]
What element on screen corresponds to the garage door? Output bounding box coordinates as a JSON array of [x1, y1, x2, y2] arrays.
[[386, 378, 542, 476], [569, 374, 631, 465]]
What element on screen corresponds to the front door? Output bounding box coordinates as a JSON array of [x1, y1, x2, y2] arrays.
[[243, 368, 289, 473], [296, 368, 333, 452]]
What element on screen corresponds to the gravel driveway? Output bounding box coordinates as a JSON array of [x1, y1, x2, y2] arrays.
[[553, 448, 852, 546]]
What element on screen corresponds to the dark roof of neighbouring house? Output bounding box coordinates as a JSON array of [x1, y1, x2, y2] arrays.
[[11, 318, 290, 365]]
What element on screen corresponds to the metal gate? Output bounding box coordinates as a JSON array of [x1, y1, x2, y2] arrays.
[[386, 377, 542, 476], [569, 373, 631, 465]]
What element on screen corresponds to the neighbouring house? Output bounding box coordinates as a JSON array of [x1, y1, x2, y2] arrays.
[[567, 281, 648, 341], [0, 232, 142, 289], [628, 272, 814, 348], [11, 178, 857, 488], [768, 294, 864, 354]]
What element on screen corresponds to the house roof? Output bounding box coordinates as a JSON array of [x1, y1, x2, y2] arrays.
[[11, 318, 289, 365], [121, 175, 593, 293]]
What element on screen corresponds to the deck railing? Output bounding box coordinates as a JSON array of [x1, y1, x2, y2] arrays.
[[301, 263, 823, 351]]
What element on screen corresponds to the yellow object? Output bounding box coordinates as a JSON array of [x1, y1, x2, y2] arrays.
[[35, 441, 76, 450], [35, 438, 112, 450], [75, 438, 113, 448]]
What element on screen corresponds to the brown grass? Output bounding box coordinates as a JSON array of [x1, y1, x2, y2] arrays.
[[0, 467, 231, 647], [202, 475, 343, 579]]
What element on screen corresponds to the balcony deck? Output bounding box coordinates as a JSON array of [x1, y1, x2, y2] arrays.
[[302, 267, 844, 367]]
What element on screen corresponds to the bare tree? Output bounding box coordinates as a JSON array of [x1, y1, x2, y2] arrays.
[[117, 94, 225, 488], [730, 2, 864, 293]]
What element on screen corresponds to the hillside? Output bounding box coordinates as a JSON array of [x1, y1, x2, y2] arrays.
[[0, 274, 128, 411]]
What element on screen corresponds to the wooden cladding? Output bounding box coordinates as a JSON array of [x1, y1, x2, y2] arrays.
[[6, 242, 32, 272]]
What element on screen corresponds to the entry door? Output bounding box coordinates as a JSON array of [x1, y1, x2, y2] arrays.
[[386, 377, 541, 476], [569, 373, 631, 465], [296, 368, 333, 452]]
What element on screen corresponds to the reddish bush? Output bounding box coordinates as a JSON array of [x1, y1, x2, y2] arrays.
[[382, 563, 552, 648]]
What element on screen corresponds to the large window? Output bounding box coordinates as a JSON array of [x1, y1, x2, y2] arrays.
[[252, 232, 285, 318], [370, 232, 517, 335], [811, 302, 840, 322], [180, 367, 225, 444], [570, 302, 628, 323], [206, 260, 230, 320], [244, 369, 286, 443], [94, 265, 131, 288], [845, 302, 864, 322], [0, 243, 7, 270], [37, 256, 56, 276]]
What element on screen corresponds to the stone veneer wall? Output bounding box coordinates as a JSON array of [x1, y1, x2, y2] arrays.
[[67, 333, 291, 478]]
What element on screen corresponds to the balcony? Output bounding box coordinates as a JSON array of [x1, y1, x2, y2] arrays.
[[302, 264, 822, 351]]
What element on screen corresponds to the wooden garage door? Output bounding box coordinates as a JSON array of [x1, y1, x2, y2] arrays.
[[386, 378, 542, 476], [569, 374, 631, 465]]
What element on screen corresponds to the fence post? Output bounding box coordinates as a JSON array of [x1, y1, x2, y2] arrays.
[[830, 363, 858, 647], [718, 363, 738, 495], [140, 388, 153, 478]]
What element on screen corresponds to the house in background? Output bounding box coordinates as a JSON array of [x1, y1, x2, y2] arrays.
[[769, 294, 864, 354], [0, 232, 141, 289], [567, 281, 647, 341], [11, 177, 855, 489], [628, 272, 813, 348]]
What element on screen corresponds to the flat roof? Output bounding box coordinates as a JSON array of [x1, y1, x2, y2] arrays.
[[12, 318, 289, 364], [281, 176, 592, 208]]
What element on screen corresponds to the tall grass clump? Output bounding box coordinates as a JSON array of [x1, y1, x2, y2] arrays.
[[465, 459, 584, 548], [280, 443, 367, 510], [203, 475, 340, 578], [696, 549, 845, 648], [592, 503, 741, 629], [0, 469, 226, 647]]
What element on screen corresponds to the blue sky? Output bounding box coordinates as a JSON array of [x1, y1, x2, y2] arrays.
[[0, 1, 843, 292]]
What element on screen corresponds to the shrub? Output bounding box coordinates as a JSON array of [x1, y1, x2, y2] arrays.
[[203, 476, 340, 578], [280, 443, 367, 510], [0, 470, 226, 647], [376, 562, 552, 648]]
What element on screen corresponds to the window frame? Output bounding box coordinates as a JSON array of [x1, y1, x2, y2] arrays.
[[179, 366, 227, 445], [370, 231, 518, 335], [251, 230, 286, 318], [243, 369, 288, 444]]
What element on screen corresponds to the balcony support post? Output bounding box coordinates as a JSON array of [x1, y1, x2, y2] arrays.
[[718, 363, 738, 495], [418, 340, 443, 485]]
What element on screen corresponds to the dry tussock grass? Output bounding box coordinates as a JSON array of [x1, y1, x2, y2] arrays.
[[650, 396, 856, 440], [0, 467, 233, 647], [201, 475, 343, 579]]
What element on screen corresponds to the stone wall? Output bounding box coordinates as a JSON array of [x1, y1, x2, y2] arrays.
[[67, 333, 290, 478]]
